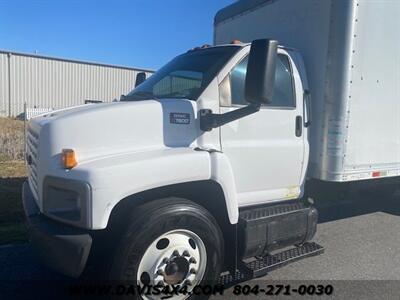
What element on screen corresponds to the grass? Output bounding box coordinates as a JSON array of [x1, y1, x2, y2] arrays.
[[0, 117, 25, 161], [0, 118, 28, 245], [0, 161, 27, 245], [0, 160, 28, 245]]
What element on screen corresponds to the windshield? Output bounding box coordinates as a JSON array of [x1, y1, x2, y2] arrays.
[[124, 46, 240, 101]]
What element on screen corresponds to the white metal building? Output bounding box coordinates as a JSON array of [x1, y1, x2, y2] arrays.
[[0, 50, 154, 117]]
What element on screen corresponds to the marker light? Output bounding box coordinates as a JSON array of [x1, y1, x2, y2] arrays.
[[62, 149, 77, 169], [230, 39, 242, 44], [372, 171, 381, 177]]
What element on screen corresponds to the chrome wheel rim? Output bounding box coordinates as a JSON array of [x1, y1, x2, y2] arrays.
[[137, 229, 207, 300]]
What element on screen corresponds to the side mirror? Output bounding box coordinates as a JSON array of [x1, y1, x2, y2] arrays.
[[135, 72, 147, 87], [245, 39, 278, 105], [199, 39, 279, 132]]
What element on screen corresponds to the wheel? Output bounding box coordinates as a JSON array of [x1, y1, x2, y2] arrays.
[[108, 197, 224, 300]]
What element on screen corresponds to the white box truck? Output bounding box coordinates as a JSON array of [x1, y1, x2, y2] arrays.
[[23, 0, 399, 295]]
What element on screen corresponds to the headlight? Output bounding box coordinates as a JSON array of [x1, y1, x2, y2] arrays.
[[43, 176, 91, 228]]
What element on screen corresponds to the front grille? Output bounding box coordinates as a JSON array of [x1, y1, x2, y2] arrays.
[[26, 128, 39, 199]]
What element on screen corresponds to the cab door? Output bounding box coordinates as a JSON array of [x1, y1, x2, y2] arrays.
[[219, 49, 306, 207]]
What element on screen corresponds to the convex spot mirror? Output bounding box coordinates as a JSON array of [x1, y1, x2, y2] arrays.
[[135, 72, 147, 87]]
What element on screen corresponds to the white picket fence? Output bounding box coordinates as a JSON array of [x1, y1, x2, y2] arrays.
[[25, 107, 53, 120]]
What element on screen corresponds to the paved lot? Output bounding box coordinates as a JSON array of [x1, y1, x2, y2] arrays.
[[1, 191, 400, 299], [270, 211, 400, 280]]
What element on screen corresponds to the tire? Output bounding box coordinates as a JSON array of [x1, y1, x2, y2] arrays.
[[108, 197, 224, 300]]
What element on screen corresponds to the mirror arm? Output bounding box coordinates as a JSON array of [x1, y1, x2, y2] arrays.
[[200, 103, 261, 132]]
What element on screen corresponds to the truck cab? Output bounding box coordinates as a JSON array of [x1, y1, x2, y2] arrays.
[[23, 40, 320, 294], [215, 44, 309, 206]]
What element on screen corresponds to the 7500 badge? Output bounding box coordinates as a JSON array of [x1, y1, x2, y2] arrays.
[[170, 112, 191, 125]]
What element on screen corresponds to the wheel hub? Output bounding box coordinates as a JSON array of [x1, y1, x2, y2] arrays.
[[137, 229, 207, 299], [164, 256, 190, 285]]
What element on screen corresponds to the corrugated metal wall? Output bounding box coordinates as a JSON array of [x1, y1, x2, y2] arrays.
[[155, 76, 201, 95], [0, 51, 153, 117], [0, 53, 10, 117]]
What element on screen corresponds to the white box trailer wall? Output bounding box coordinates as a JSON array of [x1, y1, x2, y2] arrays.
[[215, 0, 400, 182]]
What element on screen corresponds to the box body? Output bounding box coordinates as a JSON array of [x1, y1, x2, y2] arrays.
[[215, 0, 400, 181]]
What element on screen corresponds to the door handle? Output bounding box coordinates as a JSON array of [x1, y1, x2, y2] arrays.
[[295, 115, 302, 137]]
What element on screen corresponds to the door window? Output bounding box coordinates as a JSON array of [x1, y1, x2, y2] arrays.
[[229, 54, 296, 107]]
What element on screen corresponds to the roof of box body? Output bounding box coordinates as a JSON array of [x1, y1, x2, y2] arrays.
[[215, 0, 274, 25]]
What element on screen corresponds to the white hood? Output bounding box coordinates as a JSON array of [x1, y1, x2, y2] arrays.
[[33, 99, 201, 163], [27, 99, 202, 202]]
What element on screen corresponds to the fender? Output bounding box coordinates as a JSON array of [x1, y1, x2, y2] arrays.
[[71, 148, 240, 229], [209, 151, 239, 224]]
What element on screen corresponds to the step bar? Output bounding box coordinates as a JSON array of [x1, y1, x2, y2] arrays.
[[219, 242, 324, 286]]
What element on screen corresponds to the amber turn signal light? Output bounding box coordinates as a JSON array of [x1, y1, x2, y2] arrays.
[[62, 149, 77, 169]]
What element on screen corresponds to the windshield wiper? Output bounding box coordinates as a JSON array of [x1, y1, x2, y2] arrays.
[[158, 91, 189, 99], [122, 91, 158, 101]]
